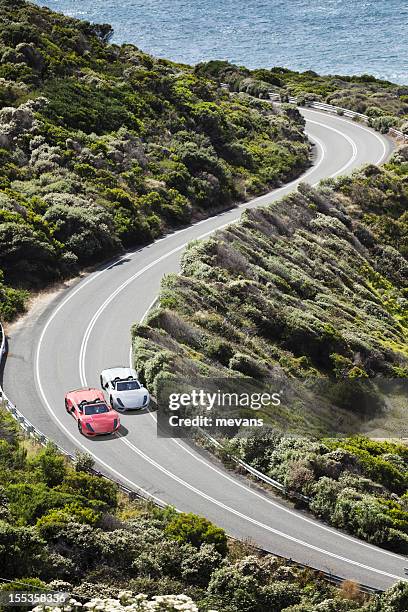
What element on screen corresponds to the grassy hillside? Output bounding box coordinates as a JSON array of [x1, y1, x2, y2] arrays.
[[1, 406, 408, 611], [196, 61, 408, 133], [133, 153, 408, 392], [0, 0, 310, 320], [132, 151, 408, 551]]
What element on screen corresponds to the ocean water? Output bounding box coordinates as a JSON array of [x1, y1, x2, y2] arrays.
[[32, 0, 408, 83]]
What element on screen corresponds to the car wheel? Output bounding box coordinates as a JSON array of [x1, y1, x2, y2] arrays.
[[77, 420, 83, 435]]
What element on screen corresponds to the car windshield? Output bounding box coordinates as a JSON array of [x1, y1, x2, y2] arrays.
[[83, 403, 109, 415], [116, 380, 140, 391]]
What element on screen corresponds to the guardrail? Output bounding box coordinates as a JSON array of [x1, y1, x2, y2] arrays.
[[309, 101, 368, 121], [0, 109, 396, 590], [197, 427, 310, 502], [282, 95, 369, 121], [273, 93, 408, 142], [0, 321, 166, 508], [2, 311, 297, 504], [227, 534, 383, 595], [389, 127, 408, 141], [0, 341, 383, 594]]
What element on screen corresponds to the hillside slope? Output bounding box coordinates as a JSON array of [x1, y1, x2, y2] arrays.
[[133, 154, 408, 395], [196, 61, 408, 133], [132, 152, 408, 552], [0, 0, 309, 320]]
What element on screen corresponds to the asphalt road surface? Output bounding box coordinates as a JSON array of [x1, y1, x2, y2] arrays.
[[5, 109, 406, 590]]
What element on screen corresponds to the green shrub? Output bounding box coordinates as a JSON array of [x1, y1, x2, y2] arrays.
[[29, 444, 67, 487], [36, 501, 102, 534], [59, 471, 118, 510], [0, 283, 28, 321], [0, 520, 48, 578], [369, 115, 400, 133], [165, 512, 228, 556], [6, 483, 79, 525]]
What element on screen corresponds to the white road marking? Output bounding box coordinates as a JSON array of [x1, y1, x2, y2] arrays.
[[307, 119, 357, 177], [116, 435, 404, 581], [128, 305, 405, 563], [169, 432, 406, 561], [303, 107, 388, 165]]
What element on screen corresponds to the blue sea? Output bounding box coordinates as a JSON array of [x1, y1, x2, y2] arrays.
[[32, 1, 408, 83]]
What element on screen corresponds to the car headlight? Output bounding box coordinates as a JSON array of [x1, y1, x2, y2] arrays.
[[143, 394, 148, 405], [86, 423, 94, 432], [113, 418, 118, 429], [117, 397, 124, 407]]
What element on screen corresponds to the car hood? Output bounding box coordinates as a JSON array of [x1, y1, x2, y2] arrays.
[[83, 412, 118, 432], [115, 389, 148, 408]]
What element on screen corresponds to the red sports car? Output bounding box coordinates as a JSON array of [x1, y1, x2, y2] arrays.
[[65, 388, 120, 436]]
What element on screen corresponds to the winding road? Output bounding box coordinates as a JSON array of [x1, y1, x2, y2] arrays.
[[4, 108, 405, 590]]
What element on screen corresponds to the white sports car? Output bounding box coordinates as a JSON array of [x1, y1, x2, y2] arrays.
[[100, 367, 150, 411]]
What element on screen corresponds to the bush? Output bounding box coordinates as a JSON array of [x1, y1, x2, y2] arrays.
[[0, 0, 311, 316], [43, 204, 121, 264], [180, 544, 223, 586], [228, 353, 267, 378], [0, 222, 58, 285], [369, 115, 400, 133], [42, 79, 136, 134], [29, 444, 67, 487], [380, 581, 408, 611], [59, 471, 118, 510], [208, 564, 260, 612], [261, 582, 301, 610], [0, 520, 48, 578], [0, 271, 28, 320], [165, 513, 228, 557], [37, 501, 102, 534], [74, 451, 95, 473], [6, 482, 78, 524]]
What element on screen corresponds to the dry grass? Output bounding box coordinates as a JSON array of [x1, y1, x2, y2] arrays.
[[339, 579, 364, 603]]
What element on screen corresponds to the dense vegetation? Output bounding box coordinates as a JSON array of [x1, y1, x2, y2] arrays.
[[1, 407, 408, 612], [0, 0, 310, 320], [132, 150, 408, 551], [195, 61, 408, 133], [133, 151, 408, 395], [225, 434, 408, 554]]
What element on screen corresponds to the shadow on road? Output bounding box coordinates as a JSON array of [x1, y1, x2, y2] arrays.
[[85, 423, 129, 441]]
